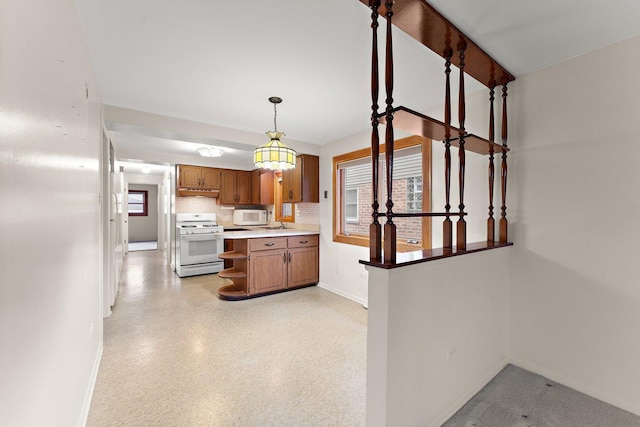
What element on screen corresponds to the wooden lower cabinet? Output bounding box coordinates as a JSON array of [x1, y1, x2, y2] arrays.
[[288, 246, 319, 288], [249, 248, 288, 294], [286, 236, 319, 288], [218, 234, 319, 300]]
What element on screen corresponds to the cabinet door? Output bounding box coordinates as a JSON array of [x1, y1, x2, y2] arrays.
[[249, 249, 288, 294], [281, 155, 319, 203], [178, 165, 202, 189], [252, 170, 274, 205], [300, 155, 319, 203], [288, 246, 319, 288], [236, 171, 252, 205], [201, 168, 221, 190], [282, 160, 302, 202], [220, 169, 238, 204], [251, 170, 260, 204]]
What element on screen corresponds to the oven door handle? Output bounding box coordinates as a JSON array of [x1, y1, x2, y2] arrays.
[[182, 234, 222, 242]]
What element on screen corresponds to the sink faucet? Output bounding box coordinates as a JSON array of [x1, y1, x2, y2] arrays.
[[279, 221, 286, 229]]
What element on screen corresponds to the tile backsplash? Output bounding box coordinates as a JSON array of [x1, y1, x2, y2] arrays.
[[175, 197, 234, 224], [175, 197, 320, 228], [295, 203, 320, 225]]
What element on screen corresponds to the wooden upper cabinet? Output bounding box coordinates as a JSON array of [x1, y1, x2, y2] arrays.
[[282, 165, 301, 202], [177, 165, 221, 190], [251, 169, 275, 205], [178, 165, 202, 189], [220, 169, 252, 205], [220, 170, 237, 204], [201, 167, 221, 190], [236, 171, 252, 204], [282, 154, 319, 203]]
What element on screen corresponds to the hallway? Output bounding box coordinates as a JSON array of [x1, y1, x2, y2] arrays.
[[88, 250, 367, 426]]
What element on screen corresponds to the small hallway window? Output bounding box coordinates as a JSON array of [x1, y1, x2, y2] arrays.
[[128, 190, 148, 216]]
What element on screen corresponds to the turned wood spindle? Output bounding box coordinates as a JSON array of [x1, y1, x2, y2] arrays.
[[456, 43, 467, 250], [500, 82, 509, 243], [369, 0, 381, 262], [487, 85, 496, 243], [443, 49, 453, 249], [383, 0, 396, 264]]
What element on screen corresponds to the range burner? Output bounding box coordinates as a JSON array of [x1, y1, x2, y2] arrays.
[[176, 213, 223, 234]]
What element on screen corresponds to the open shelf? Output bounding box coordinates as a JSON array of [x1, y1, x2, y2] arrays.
[[217, 268, 247, 279], [218, 251, 247, 260], [217, 283, 248, 301], [379, 106, 507, 155]]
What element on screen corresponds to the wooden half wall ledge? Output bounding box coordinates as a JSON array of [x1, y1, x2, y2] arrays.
[[360, 241, 513, 269]]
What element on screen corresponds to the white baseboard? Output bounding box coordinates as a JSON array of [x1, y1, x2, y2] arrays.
[[79, 343, 103, 427], [317, 281, 367, 307], [428, 356, 509, 427], [510, 357, 640, 418]]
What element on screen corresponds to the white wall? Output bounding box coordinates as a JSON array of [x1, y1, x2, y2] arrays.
[[0, 0, 103, 425], [366, 249, 510, 426], [319, 131, 373, 305], [508, 35, 640, 416]]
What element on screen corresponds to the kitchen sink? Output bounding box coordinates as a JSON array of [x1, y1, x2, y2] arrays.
[[261, 226, 285, 230]]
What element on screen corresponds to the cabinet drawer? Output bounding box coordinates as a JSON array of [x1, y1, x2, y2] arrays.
[[249, 237, 287, 252], [287, 235, 319, 249]]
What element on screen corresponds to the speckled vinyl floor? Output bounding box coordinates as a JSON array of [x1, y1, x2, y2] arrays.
[[87, 250, 367, 426]]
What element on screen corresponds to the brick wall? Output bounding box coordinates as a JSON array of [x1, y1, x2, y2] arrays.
[[344, 178, 422, 242]]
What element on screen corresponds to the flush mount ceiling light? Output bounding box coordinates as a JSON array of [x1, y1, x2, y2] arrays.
[[197, 146, 224, 157], [254, 96, 296, 170]]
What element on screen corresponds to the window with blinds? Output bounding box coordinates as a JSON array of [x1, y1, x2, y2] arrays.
[[333, 137, 431, 251]]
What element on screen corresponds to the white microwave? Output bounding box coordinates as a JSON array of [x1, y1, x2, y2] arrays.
[[233, 209, 267, 226]]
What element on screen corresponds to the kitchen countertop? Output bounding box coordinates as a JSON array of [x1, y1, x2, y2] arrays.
[[219, 228, 319, 240]]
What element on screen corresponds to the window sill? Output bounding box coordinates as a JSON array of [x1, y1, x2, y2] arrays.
[[359, 241, 513, 269], [334, 234, 426, 253]]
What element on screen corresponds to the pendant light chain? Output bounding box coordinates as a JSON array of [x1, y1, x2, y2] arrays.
[[273, 102, 278, 132]]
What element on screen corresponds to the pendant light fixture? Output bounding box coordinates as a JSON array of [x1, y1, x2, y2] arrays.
[[253, 96, 296, 170]]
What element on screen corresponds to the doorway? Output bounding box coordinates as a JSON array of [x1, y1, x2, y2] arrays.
[[127, 184, 159, 252]]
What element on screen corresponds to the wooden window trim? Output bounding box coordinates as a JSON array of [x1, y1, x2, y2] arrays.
[[274, 171, 295, 223], [128, 190, 148, 217], [332, 136, 432, 252]]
